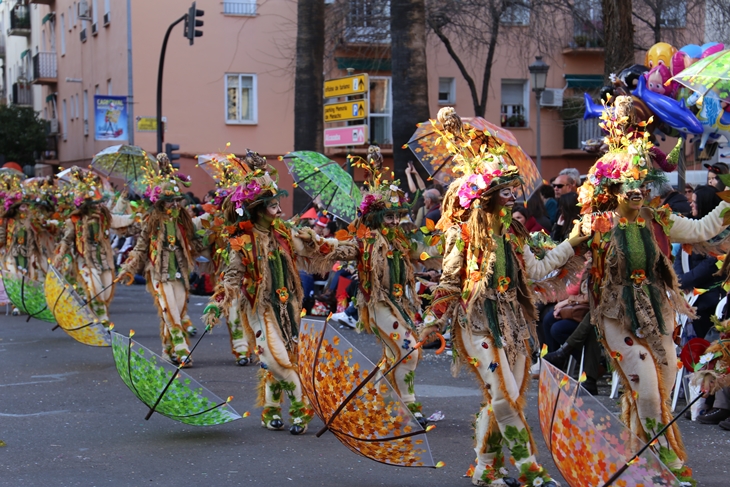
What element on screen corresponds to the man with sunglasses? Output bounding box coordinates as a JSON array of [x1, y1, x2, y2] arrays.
[[551, 172, 577, 198]]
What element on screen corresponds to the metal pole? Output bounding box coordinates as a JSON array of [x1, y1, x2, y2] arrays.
[[677, 140, 686, 190], [126, 0, 134, 145], [536, 90, 542, 174], [156, 14, 187, 154]]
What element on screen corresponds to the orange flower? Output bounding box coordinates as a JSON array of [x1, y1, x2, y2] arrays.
[[319, 242, 332, 254], [496, 276, 510, 293], [276, 287, 289, 303], [636, 217, 646, 227], [592, 215, 612, 233], [470, 271, 481, 282], [618, 217, 628, 229], [392, 284, 404, 298], [630, 269, 646, 285]]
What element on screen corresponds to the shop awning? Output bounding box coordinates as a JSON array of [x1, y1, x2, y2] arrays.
[[20, 49, 29, 59], [42, 12, 55, 24], [564, 74, 604, 89], [46, 93, 57, 103]]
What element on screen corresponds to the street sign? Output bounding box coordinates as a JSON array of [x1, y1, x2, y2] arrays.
[[324, 100, 368, 123], [324, 74, 369, 98], [136, 116, 166, 132], [324, 125, 368, 148]]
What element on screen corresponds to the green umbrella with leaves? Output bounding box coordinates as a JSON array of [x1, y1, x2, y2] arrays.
[[90, 145, 158, 195], [671, 49, 730, 102], [1, 270, 55, 323], [111, 329, 244, 425], [280, 151, 362, 223]]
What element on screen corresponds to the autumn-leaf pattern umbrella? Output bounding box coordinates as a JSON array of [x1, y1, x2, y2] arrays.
[[406, 118, 542, 196], [1, 270, 55, 323], [538, 360, 682, 487], [196, 153, 250, 183], [280, 151, 362, 223], [44, 265, 111, 347], [298, 318, 440, 467], [110, 330, 243, 426], [671, 49, 730, 103], [90, 145, 159, 194]]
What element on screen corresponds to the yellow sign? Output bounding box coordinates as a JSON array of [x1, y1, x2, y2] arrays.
[[324, 74, 369, 98], [136, 116, 166, 132], [324, 101, 368, 123]]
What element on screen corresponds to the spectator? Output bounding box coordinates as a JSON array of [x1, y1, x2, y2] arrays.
[[415, 188, 442, 226], [656, 182, 692, 217], [539, 184, 558, 224], [313, 216, 330, 236], [685, 183, 695, 200], [559, 168, 581, 188], [705, 162, 729, 191], [551, 192, 580, 242], [512, 205, 546, 232], [674, 185, 727, 340], [527, 190, 552, 230]]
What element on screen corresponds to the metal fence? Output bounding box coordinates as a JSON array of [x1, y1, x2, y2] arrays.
[[10, 5, 31, 31], [223, 1, 257, 16], [12, 82, 33, 106], [33, 52, 58, 81]]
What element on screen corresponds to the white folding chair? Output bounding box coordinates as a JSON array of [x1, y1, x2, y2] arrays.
[[565, 346, 585, 379]]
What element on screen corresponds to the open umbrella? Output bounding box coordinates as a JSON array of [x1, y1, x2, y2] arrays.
[[406, 118, 542, 196], [280, 151, 362, 223], [110, 329, 243, 425], [538, 360, 684, 487], [196, 153, 250, 183], [90, 145, 158, 194], [671, 50, 730, 103], [0, 167, 26, 179], [44, 264, 111, 347], [1, 270, 55, 323], [298, 318, 442, 467]]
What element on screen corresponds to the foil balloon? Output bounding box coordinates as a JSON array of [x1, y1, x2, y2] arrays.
[[680, 44, 703, 59], [645, 65, 677, 98], [645, 42, 677, 69], [632, 76, 703, 135], [701, 43, 725, 59], [689, 92, 730, 150]]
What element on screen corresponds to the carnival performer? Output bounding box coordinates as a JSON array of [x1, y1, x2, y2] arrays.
[[118, 155, 206, 367], [418, 108, 587, 487], [575, 96, 730, 486], [53, 168, 135, 325], [202, 154, 356, 435]]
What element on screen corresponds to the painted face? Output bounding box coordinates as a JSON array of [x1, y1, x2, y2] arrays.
[[497, 188, 516, 208], [383, 212, 398, 228], [265, 199, 282, 221], [618, 187, 644, 212], [690, 192, 698, 217], [512, 211, 526, 225]]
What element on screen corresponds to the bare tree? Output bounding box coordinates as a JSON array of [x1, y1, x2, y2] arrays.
[[602, 0, 635, 79], [294, 0, 325, 152], [705, 0, 730, 44], [631, 0, 706, 50]]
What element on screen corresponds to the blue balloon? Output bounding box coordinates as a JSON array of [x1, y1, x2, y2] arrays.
[[583, 93, 605, 120], [632, 76, 703, 135], [680, 44, 702, 58], [701, 42, 719, 50]]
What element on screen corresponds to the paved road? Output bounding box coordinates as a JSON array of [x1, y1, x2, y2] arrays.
[[1, 285, 728, 486]]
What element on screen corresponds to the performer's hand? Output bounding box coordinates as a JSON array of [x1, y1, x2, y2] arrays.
[[296, 227, 314, 242], [568, 221, 590, 247], [117, 270, 134, 286], [417, 324, 439, 343]]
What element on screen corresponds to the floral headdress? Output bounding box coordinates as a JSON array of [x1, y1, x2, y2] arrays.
[[578, 95, 666, 213], [350, 145, 409, 218], [139, 153, 192, 204], [227, 149, 286, 220], [434, 107, 523, 210], [56, 166, 108, 209]]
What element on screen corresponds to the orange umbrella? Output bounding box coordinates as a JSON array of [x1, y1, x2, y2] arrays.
[[406, 117, 542, 196]]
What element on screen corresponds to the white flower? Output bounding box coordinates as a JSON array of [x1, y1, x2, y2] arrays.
[[390, 196, 399, 203], [89, 191, 95, 197], [175, 272, 182, 279], [272, 415, 281, 420], [627, 144, 638, 156], [293, 417, 302, 424], [174, 186, 180, 192], [699, 352, 715, 365], [533, 478, 544, 486], [235, 207, 244, 216], [390, 184, 399, 191], [424, 313, 435, 324], [499, 467, 509, 475], [36, 197, 41, 202]]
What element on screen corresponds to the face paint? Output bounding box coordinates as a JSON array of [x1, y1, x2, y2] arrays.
[[497, 188, 516, 209], [383, 212, 398, 228], [618, 187, 644, 212]]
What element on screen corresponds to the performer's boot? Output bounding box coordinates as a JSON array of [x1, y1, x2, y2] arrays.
[[407, 402, 427, 428], [287, 391, 313, 435], [261, 406, 284, 430]]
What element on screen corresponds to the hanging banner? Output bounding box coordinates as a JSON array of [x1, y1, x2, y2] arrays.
[[94, 95, 128, 141]]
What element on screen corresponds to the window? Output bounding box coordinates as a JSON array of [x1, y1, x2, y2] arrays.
[[369, 77, 392, 145], [500, 80, 528, 127], [92, 0, 98, 26], [660, 0, 686, 28], [104, 0, 110, 24], [438, 77, 455, 105], [500, 0, 530, 26], [346, 0, 390, 43], [75, 94, 80, 119], [62, 99, 68, 140], [107, 78, 112, 95], [60, 14, 66, 55], [223, 0, 257, 16], [95, 84, 99, 95], [226, 74, 257, 124], [83, 90, 89, 135], [69, 6, 74, 28]]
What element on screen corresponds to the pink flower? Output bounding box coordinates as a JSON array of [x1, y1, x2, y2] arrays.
[[458, 174, 488, 208], [73, 196, 84, 207], [359, 193, 379, 214], [231, 181, 262, 208]]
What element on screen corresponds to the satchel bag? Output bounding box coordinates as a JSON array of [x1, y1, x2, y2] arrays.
[[557, 303, 590, 322]]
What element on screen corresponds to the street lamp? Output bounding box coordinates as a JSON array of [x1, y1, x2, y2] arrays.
[[528, 55, 550, 173]]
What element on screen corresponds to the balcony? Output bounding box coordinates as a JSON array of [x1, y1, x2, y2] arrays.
[[8, 5, 31, 37], [33, 52, 58, 85], [12, 82, 33, 106], [29, 0, 55, 5], [223, 1, 257, 16], [563, 15, 604, 54], [0, 36, 6, 58], [564, 117, 602, 150]]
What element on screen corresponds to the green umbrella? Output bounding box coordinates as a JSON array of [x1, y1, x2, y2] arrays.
[[280, 151, 362, 223], [111, 330, 243, 425], [90, 145, 158, 195], [671, 50, 730, 102], [1, 270, 55, 323]]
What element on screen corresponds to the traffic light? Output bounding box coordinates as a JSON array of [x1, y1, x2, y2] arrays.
[[184, 2, 204, 45], [165, 143, 181, 169]]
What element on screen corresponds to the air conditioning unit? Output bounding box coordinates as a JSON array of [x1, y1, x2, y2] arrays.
[[540, 88, 564, 108], [49, 118, 59, 135], [78, 0, 92, 21]]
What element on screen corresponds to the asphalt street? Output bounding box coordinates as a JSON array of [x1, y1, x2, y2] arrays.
[[1, 285, 728, 487]]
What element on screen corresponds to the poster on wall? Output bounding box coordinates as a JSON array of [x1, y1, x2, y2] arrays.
[[94, 95, 128, 141]]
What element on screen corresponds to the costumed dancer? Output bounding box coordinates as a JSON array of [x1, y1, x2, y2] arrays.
[[333, 146, 432, 426], [418, 108, 586, 487], [576, 96, 730, 485], [54, 168, 135, 325], [118, 155, 206, 366], [202, 154, 356, 434]]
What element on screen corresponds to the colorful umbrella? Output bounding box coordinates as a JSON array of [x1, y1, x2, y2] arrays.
[[90, 145, 158, 194], [298, 318, 441, 467], [406, 118, 542, 196], [671, 50, 730, 103], [1, 270, 55, 323], [538, 360, 683, 487], [280, 151, 362, 223], [196, 153, 250, 183], [110, 330, 243, 425], [44, 265, 111, 347], [0, 167, 26, 179]]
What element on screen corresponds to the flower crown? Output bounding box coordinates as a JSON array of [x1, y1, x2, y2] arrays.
[[58, 166, 108, 208], [3, 176, 59, 213], [140, 154, 192, 204], [227, 150, 285, 218], [350, 145, 409, 216]]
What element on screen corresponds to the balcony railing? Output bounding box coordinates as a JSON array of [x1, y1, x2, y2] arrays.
[[223, 1, 257, 16], [564, 117, 602, 150], [570, 17, 604, 49], [9, 5, 31, 36], [12, 82, 33, 106], [33, 52, 58, 84], [0, 37, 6, 58]]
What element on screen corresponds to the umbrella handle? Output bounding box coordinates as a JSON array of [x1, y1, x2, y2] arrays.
[[415, 332, 446, 355]]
